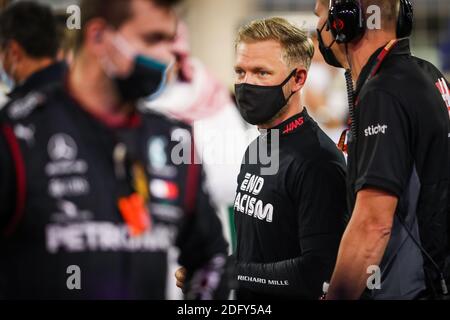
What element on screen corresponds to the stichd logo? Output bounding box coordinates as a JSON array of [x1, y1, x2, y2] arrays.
[[364, 124, 388, 137]]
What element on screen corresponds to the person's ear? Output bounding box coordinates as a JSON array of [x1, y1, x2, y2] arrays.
[[6, 40, 24, 64], [84, 19, 108, 53], [292, 68, 308, 91]]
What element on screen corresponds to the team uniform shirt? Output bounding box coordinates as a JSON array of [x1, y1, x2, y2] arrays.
[[8, 61, 67, 101], [0, 82, 228, 299], [1, 61, 66, 110], [234, 109, 348, 300], [413, 57, 450, 286], [347, 39, 449, 299]]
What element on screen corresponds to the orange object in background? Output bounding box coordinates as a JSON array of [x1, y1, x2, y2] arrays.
[[118, 193, 152, 236]]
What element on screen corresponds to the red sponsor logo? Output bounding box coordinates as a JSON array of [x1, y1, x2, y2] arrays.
[[150, 179, 179, 200], [282, 117, 304, 135]]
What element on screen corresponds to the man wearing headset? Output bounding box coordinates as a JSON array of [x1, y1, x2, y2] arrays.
[[315, 0, 449, 299]]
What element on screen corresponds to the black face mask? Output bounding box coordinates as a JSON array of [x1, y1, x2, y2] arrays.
[[114, 55, 168, 102], [317, 22, 343, 68], [235, 70, 297, 126]]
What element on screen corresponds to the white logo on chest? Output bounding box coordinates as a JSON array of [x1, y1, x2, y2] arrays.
[[48, 133, 78, 161], [364, 124, 388, 137], [234, 173, 274, 223]]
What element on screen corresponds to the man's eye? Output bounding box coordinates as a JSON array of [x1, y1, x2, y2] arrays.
[[235, 70, 245, 77], [144, 33, 172, 46], [259, 71, 269, 77]]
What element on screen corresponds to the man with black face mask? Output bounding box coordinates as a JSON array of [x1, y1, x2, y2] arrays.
[[0, 0, 230, 300], [314, 0, 449, 300], [228, 17, 348, 300]]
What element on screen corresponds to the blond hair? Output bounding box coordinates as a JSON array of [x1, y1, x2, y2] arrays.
[[236, 17, 315, 70]]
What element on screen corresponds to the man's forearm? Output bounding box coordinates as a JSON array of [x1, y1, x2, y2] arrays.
[[326, 219, 392, 300]]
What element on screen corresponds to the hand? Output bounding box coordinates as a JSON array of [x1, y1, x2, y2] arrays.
[[175, 267, 187, 290]]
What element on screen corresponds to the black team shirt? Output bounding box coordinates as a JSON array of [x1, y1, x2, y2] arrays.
[[0, 82, 228, 299], [234, 108, 348, 300], [347, 39, 449, 299]]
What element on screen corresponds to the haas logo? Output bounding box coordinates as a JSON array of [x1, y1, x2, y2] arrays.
[[436, 78, 450, 117]]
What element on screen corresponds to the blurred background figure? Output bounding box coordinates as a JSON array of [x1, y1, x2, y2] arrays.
[[146, 21, 250, 246], [55, 12, 77, 66], [145, 21, 252, 299], [0, 0, 230, 300], [440, 23, 450, 80], [0, 1, 66, 104]]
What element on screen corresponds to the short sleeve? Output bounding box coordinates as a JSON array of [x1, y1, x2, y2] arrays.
[[354, 89, 412, 197]]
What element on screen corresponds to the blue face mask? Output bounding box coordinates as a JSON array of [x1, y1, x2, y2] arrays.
[[0, 62, 15, 93], [146, 58, 174, 101], [113, 54, 171, 102]]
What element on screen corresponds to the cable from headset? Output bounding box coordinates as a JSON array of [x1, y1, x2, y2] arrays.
[[344, 69, 357, 143], [396, 213, 448, 296], [344, 44, 357, 143]]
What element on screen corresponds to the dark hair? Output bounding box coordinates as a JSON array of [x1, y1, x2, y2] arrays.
[[0, 1, 59, 58], [75, 0, 182, 50]]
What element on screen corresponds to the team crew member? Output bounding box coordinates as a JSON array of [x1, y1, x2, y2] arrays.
[[315, 0, 449, 299], [389, 0, 450, 287], [0, 2, 66, 101], [414, 59, 450, 288], [0, 0, 229, 299], [230, 17, 348, 300]]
